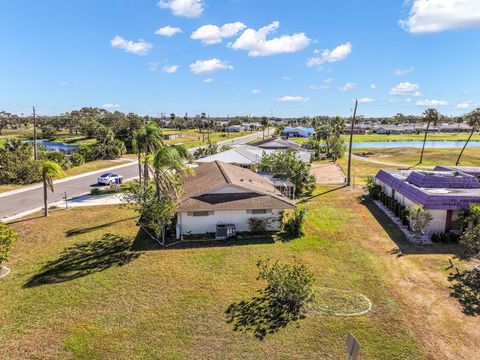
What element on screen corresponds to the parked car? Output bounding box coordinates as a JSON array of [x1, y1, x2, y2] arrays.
[[97, 172, 123, 186]]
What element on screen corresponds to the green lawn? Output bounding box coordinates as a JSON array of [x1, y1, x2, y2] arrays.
[[162, 129, 253, 148], [1, 201, 419, 359], [290, 131, 480, 144]]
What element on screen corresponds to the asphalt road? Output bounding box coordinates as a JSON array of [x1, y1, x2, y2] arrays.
[[0, 131, 263, 220]]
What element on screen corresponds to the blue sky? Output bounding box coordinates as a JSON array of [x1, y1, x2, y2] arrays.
[[1, 0, 479, 117]]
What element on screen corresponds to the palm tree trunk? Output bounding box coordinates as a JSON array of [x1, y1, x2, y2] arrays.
[[137, 152, 142, 185], [419, 121, 430, 164], [456, 128, 475, 165], [43, 175, 48, 217]]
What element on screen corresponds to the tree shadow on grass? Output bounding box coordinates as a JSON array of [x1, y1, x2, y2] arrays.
[[225, 290, 304, 340], [24, 233, 141, 287], [65, 217, 138, 237], [448, 269, 480, 316]]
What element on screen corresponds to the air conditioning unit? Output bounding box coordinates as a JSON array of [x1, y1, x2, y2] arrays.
[[216, 223, 236, 240]]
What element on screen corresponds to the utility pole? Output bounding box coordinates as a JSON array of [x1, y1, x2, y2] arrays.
[[33, 106, 38, 161], [346, 99, 358, 187]]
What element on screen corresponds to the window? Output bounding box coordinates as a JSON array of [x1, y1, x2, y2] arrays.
[[188, 211, 213, 216], [247, 209, 271, 214]]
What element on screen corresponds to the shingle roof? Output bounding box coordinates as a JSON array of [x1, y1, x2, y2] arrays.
[[179, 161, 295, 211]]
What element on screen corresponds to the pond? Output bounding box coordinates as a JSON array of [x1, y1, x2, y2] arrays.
[[352, 140, 480, 149], [26, 140, 79, 154]]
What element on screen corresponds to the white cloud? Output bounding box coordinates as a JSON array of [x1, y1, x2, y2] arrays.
[[276, 95, 310, 103], [203, 78, 214, 83], [394, 66, 415, 75], [282, 76, 293, 81], [389, 82, 421, 96], [191, 22, 246, 45], [162, 65, 179, 73], [309, 78, 332, 91], [102, 103, 120, 109], [155, 25, 182, 37], [158, 0, 204, 18], [110, 36, 152, 55], [415, 99, 449, 106], [306, 42, 352, 67], [313, 48, 320, 54], [358, 97, 374, 103], [229, 21, 310, 57], [190, 58, 233, 74], [400, 0, 480, 34], [370, 84, 377, 89], [338, 82, 355, 92], [456, 101, 474, 109], [251, 89, 261, 95]]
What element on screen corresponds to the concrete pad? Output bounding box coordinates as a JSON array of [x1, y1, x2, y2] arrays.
[[310, 163, 346, 184]]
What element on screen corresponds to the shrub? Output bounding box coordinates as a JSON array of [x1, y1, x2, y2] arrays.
[[460, 224, 480, 257], [364, 176, 382, 199], [282, 208, 308, 238], [408, 206, 433, 243], [70, 152, 85, 166], [256, 258, 315, 311], [248, 217, 274, 234], [431, 233, 440, 242], [0, 141, 42, 185], [42, 151, 72, 170], [0, 223, 19, 266], [90, 188, 102, 195]]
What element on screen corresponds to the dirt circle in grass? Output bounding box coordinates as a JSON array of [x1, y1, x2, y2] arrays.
[[0, 265, 11, 280], [309, 287, 372, 316]]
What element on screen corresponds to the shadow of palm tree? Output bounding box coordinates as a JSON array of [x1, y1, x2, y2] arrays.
[[448, 269, 480, 316], [225, 290, 304, 340], [24, 233, 141, 287], [65, 217, 138, 237]]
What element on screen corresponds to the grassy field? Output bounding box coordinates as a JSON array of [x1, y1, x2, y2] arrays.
[[162, 129, 251, 148], [290, 131, 480, 144], [2, 186, 479, 359]]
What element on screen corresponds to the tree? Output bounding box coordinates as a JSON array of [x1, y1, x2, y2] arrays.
[[261, 116, 269, 139], [460, 224, 480, 258], [39, 160, 65, 217], [258, 149, 315, 195], [0, 141, 41, 185], [256, 258, 315, 311], [0, 223, 19, 267], [419, 108, 440, 164], [134, 122, 165, 185], [456, 108, 480, 165], [408, 206, 433, 243], [151, 144, 191, 200]]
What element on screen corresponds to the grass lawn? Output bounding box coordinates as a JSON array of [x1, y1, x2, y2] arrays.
[[162, 129, 252, 148], [290, 132, 480, 144], [3, 186, 479, 359]]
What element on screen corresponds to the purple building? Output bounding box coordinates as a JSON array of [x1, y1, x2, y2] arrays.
[[375, 168, 480, 234]]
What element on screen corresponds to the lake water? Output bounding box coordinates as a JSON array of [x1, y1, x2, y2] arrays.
[[28, 140, 79, 153], [352, 140, 480, 149]]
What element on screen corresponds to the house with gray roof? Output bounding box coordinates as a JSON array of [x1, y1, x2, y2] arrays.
[[176, 161, 295, 239]]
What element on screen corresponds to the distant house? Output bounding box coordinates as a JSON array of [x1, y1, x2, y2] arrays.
[[195, 144, 311, 169], [375, 168, 480, 234], [176, 161, 295, 239], [283, 127, 314, 138], [373, 125, 415, 134]]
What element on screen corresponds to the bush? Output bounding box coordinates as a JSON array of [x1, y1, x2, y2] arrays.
[[0, 223, 19, 266], [256, 258, 315, 311], [42, 151, 72, 170], [248, 217, 274, 234], [90, 188, 102, 195], [282, 208, 308, 238], [0, 141, 41, 185], [70, 152, 85, 166], [364, 176, 382, 199], [431, 233, 440, 242]]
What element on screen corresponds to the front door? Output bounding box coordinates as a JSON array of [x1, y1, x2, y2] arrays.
[[445, 210, 453, 233]]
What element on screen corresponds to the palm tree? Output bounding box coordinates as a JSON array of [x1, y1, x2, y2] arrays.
[[40, 160, 65, 217], [456, 108, 480, 165], [151, 144, 192, 200], [419, 108, 440, 164], [260, 117, 268, 139], [135, 122, 165, 185], [132, 130, 144, 185]]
